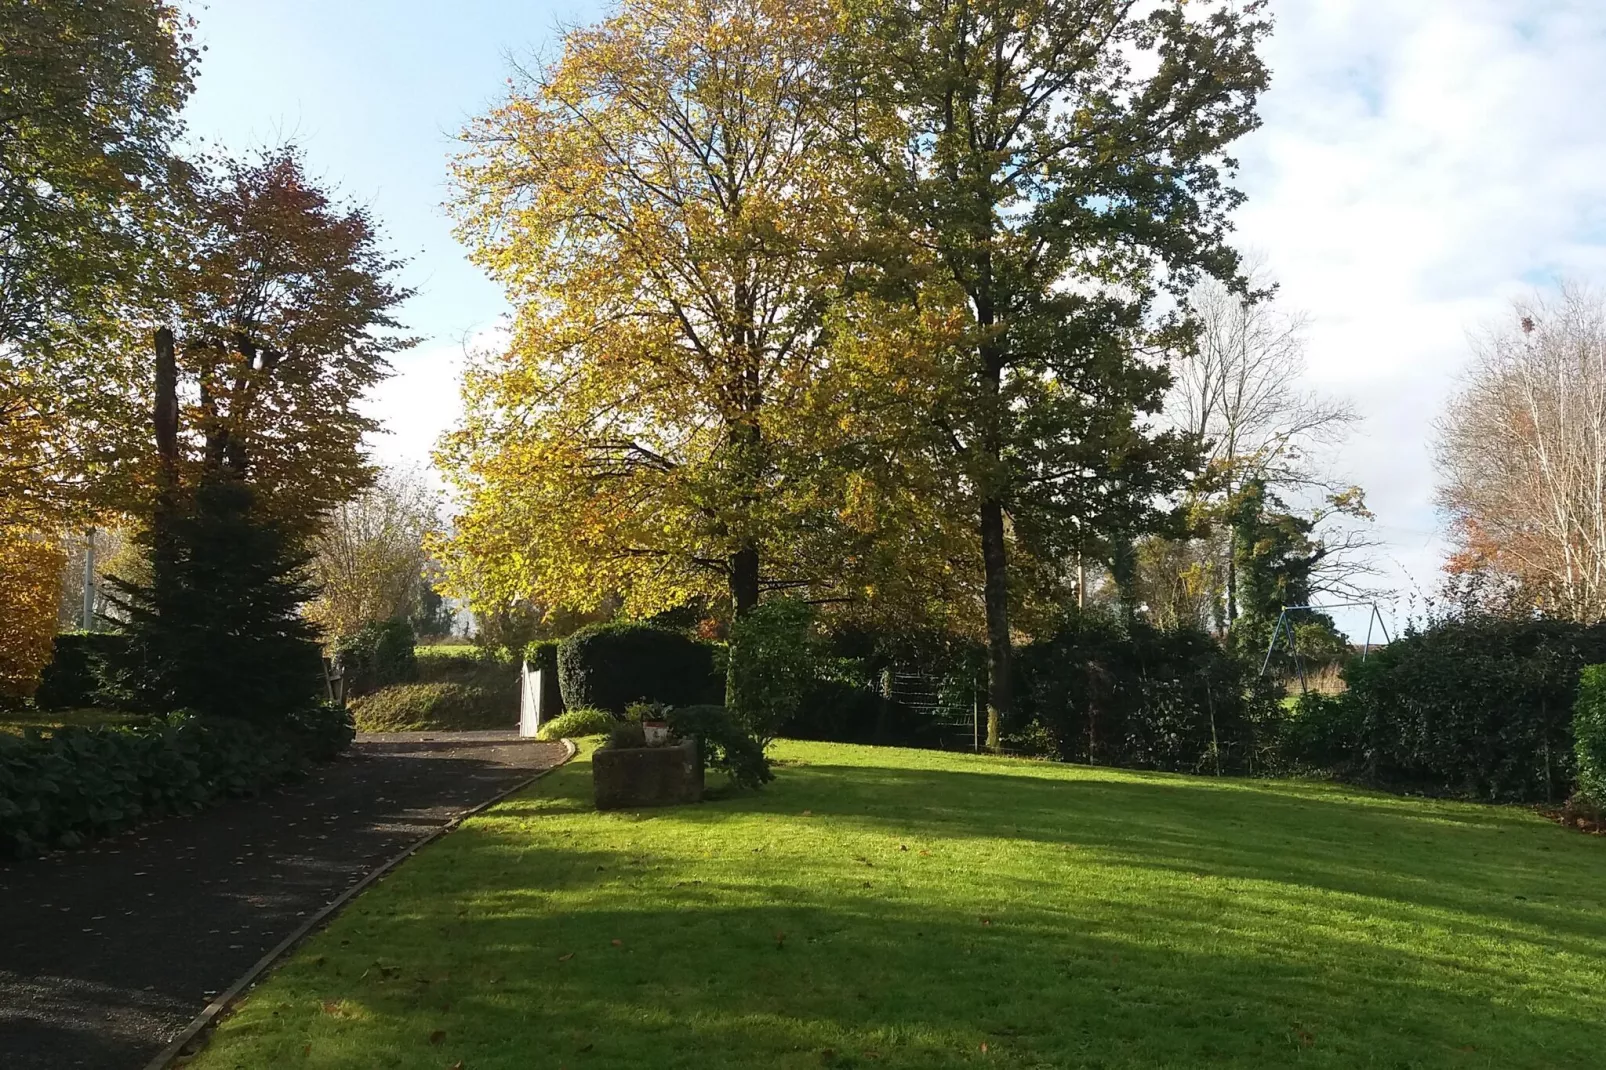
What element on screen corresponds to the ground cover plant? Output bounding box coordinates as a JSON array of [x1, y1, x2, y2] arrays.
[[189, 741, 1606, 1069]]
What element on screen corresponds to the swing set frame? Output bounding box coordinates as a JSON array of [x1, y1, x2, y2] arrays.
[[1259, 601, 1393, 693]]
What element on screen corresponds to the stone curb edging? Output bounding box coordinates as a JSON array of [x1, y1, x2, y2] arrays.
[[142, 737, 579, 1070]]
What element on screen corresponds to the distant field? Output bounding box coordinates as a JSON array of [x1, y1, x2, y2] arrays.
[[189, 740, 1606, 1069]]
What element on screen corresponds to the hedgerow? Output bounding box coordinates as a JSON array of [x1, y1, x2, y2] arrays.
[[0, 705, 353, 856]]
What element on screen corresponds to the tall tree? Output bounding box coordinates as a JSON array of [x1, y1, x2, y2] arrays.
[[306, 466, 442, 638], [444, 0, 851, 622], [838, 0, 1271, 743], [1437, 284, 1606, 622], [0, 0, 194, 347], [165, 148, 415, 534], [1169, 269, 1362, 625], [0, 0, 195, 528]]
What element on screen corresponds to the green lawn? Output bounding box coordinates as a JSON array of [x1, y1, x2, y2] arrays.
[[189, 741, 1606, 1069]]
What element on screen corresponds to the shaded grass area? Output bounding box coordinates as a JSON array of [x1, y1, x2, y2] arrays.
[[0, 705, 136, 735], [190, 742, 1606, 1069], [349, 654, 516, 733]]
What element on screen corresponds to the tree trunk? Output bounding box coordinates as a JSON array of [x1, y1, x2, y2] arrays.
[[730, 543, 760, 618], [154, 327, 178, 485], [981, 496, 1011, 752]]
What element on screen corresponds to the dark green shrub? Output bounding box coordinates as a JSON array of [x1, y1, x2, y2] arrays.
[[557, 622, 717, 714], [1572, 665, 1606, 810], [349, 682, 509, 732], [667, 704, 772, 790], [1278, 690, 1364, 776], [726, 599, 818, 745], [34, 633, 132, 710], [1319, 617, 1606, 802], [536, 706, 616, 740], [0, 711, 348, 856], [1018, 611, 1272, 775], [783, 678, 884, 743], [336, 617, 418, 697], [284, 703, 355, 760]]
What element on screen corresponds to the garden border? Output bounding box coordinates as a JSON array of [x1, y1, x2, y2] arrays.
[[141, 736, 579, 1070]]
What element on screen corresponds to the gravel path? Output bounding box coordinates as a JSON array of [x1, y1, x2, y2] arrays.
[[0, 732, 569, 1070]]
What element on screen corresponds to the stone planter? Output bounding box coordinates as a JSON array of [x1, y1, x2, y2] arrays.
[[593, 739, 703, 810]]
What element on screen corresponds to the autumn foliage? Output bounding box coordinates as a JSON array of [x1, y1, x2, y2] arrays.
[[0, 529, 68, 701]]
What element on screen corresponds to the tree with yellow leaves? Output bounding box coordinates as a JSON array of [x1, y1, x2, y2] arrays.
[[443, 0, 861, 621], [0, 529, 67, 701]]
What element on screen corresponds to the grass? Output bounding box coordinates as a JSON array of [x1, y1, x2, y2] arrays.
[[189, 741, 1606, 1069], [0, 706, 136, 735]]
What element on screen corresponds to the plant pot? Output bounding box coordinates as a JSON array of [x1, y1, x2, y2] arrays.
[[593, 739, 702, 810]]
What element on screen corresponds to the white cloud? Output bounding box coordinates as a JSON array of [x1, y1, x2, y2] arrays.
[[1231, 0, 1606, 633], [361, 326, 507, 480], [358, 1, 1606, 638]]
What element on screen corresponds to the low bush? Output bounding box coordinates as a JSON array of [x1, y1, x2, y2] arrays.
[[557, 623, 717, 714], [536, 706, 617, 740], [1572, 664, 1606, 811], [667, 704, 772, 790], [336, 617, 418, 697], [0, 705, 351, 856], [34, 633, 133, 711], [606, 720, 647, 749]]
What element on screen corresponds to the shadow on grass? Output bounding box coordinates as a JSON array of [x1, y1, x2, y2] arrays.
[[198, 746, 1606, 1070], [566, 757, 1606, 945]]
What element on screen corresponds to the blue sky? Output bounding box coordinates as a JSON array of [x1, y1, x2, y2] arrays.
[[183, 0, 598, 342], [179, 0, 1606, 637]]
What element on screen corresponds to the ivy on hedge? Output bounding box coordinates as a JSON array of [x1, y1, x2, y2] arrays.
[[0, 706, 353, 856]]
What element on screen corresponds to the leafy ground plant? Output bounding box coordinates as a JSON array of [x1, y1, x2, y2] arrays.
[[187, 742, 1606, 1069]]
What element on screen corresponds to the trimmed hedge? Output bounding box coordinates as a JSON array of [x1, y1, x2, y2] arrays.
[[557, 623, 717, 714], [1574, 664, 1606, 809], [0, 705, 353, 856], [1017, 613, 1276, 775], [34, 633, 132, 711], [1294, 618, 1606, 802]]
